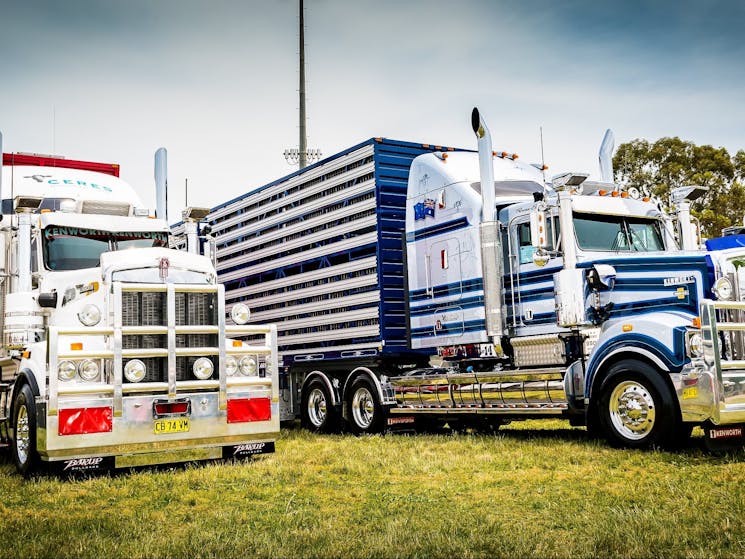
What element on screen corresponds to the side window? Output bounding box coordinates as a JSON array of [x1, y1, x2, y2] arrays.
[[518, 222, 535, 264], [517, 217, 560, 265], [31, 236, 39, 274]]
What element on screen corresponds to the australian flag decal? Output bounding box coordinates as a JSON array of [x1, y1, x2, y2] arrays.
[[414, 198, 436, 220]]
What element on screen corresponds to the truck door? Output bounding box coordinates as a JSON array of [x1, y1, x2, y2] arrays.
[[428, 237, 465, 337], [508, 217, 563, 335]]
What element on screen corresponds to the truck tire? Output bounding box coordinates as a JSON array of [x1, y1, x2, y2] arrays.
[[346, 376, 385, 434], [11, 384, 40, 476], [300, 379, 339, 433], [596, 359, 676, 449]]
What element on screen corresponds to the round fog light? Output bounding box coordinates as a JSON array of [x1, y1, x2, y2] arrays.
[[193, 357, 214, 380], [58, 360, 77, 382], [713, 277, 734, 301], [78, 359, 100, 381], [239, 356, 257, 376], [124, 359, 146, 383], [689, 333, 704, 357], [230, 303, 251, 325], [225, 356, 238, 377], [78, 304, 102, 326]]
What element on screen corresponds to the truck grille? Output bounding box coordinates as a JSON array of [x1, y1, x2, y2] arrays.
[[121, 291, 218, 383]]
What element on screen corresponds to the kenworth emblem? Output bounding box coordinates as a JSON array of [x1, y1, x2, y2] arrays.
[[159, 257, 170, 281]]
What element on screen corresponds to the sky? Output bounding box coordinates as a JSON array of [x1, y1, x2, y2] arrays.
[[1, 0, 744, 222]]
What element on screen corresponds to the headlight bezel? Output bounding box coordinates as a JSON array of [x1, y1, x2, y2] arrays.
[[239, 355, 258, 376], [687, 332, 704, 358], [124, 359, 147, 383], [230, 303, 251, 325], [192, 357, 214, 380], [78, 359, 100, 381], [225, 355, 239, 377], [713, 276, 734, 301], [77, 304, 102, 327], [58, 360, 77, 382]]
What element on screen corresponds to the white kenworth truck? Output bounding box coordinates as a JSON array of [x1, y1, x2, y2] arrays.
[[394, 108, 745, 450], [0, 144, 279, 476], [203, 110, 745, 450]]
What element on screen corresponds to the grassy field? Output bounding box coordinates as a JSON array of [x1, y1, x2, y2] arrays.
[[1, 420, 745, 559]]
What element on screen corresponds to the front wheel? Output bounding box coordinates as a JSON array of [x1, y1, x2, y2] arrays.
[[596, 359, 676, 449], [346, 377, 385, 434], [11, 383, 40, 476]]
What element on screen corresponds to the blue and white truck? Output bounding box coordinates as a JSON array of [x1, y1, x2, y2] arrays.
[[204, 110, 745, 449]]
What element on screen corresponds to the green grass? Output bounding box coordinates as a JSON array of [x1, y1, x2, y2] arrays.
[[2, 420, 745, 558]]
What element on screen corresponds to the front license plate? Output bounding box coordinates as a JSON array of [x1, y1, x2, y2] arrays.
[[154, 418, 190, 434]]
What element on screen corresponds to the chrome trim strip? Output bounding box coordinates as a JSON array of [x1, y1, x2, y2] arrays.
[[113, 282, 123, 416], [48, 327, 59, 415], [167, 282, 177, 399], [217, 283, 227, 411]]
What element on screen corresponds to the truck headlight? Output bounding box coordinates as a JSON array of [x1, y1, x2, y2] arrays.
[[78, 304, 102, 326], [124, 359, 146, 383], [231, 304, 251, 325], [225, 356, 238, 376], [239, 356, 257, 376], [713, 277, 734, 300], [193, 357, 214, 380], [688, 333, 704, 357], [78, 359, 100, 381], [58, 360, 77, 382]]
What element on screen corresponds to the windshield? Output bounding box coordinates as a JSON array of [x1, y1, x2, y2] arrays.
[[43, 226, 169, 271], [574, 213, 665, 252]]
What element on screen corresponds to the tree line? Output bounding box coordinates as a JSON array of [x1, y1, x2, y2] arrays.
[[613, 137, 745, 238]]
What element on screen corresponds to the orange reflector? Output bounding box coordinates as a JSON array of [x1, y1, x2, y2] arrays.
[[642, 197, 650, 202], [434, 145, 442, 150], [232, 340, 243, 347], [598, 190, 607, 196], [692, 317, 701, 328], [611, 191, 619, 197], [621, 192, 629, 198], [513, 153, 519, 159], [492, 150, 497, 157], [22, 351, 30, 359], [422, 143, 430, 148], [542, 165, 549, 170], [41, 209, 51, 213], [442, 153, 449, 160], [71, 343, 83, 351], [502, 151, 508, 158], [622, 324, 633, 332]]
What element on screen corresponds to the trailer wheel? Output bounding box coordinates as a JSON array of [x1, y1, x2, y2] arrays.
[[11, 384, 40, 476], [300, 379, 339, 433], [347, 376, 385, 434], [596, 359, 675, 449]]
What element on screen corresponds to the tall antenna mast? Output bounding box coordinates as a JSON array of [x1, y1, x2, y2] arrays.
[[298, 0, 307, 169], [284, 0, 321, 169]]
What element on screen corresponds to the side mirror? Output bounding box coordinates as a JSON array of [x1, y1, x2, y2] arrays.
[[587, 264, 616, 290]]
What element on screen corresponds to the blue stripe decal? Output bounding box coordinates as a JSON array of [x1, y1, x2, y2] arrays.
[[411, 319, 485, 339], [406, 217, 469, 242], [410, 296, 484, 316], [409, 278, 484, 302]]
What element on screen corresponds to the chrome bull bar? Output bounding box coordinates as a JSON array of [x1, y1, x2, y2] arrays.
[[700, 298, 745, 424], [47, 282, 278, 418]]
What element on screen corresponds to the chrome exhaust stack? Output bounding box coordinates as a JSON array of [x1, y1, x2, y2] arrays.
[[154, 147, 168, 223], [471, 108, 504, 346]]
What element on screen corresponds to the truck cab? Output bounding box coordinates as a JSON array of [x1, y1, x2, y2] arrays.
[[394, 108, 745, 450], [0, 154, 279, 475]]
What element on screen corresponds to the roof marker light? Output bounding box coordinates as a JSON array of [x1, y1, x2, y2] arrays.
[[598, 190, 607, 196], [611, 191, 619, 197]]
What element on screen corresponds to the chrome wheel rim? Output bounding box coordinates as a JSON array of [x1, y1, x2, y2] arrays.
[[352, 387, 375, 429], [15, 404, 30, 464], [609, 380, 656, 441], [307, 388, 327, 427]]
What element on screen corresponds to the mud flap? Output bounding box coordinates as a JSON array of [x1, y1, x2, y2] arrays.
[[223, 441, 275, 460], [704, 424, 745, 452]]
